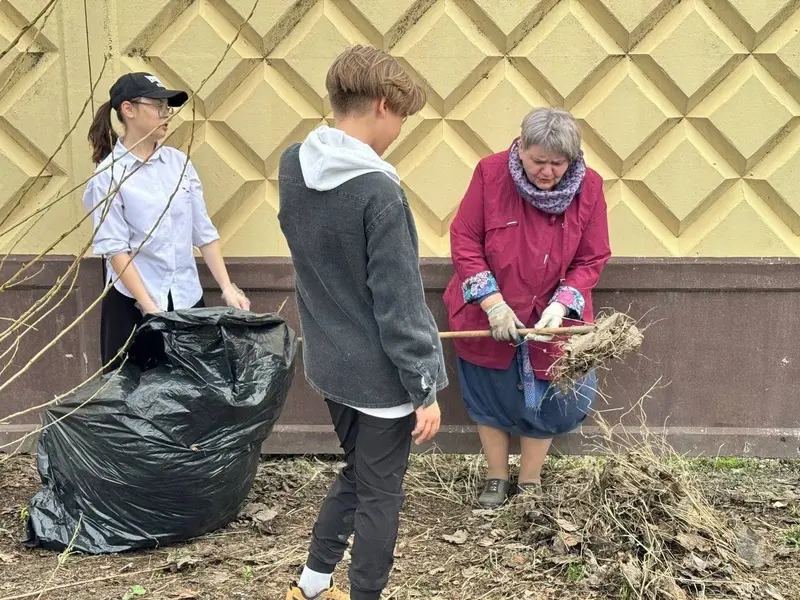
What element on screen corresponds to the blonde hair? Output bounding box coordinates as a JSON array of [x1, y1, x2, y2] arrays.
[[326, 45, 426, 118], [521, 107, 582, 162]]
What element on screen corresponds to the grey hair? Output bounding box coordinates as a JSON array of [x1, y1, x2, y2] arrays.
[[520, 107, 581, 162]]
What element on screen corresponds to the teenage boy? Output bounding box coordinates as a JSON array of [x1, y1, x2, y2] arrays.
[[278, 45, 448, 600]]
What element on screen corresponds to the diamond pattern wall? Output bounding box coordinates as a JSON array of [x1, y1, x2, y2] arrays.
[[0, 0, 74, 255], [4, 0, 800, 257]]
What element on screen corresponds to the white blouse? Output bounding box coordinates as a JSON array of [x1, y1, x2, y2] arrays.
[[83, 140, 219, 310]]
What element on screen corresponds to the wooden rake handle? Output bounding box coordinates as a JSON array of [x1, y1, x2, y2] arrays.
[[439, 325, 596, 339], [297, 325, 595, 344]]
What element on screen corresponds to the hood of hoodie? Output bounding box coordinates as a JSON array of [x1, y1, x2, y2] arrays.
[[298, 125, 400, 192]]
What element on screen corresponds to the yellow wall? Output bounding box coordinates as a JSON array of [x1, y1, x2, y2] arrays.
[[2, 0, 800, 258]]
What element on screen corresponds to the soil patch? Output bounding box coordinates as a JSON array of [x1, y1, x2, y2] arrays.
[[1, 454, 798, 599]]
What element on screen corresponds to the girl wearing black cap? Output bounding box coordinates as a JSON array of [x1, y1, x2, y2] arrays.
[[83, 72, 250, 373]]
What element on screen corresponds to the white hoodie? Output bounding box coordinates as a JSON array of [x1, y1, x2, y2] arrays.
[[297, 126, 415, 420], [299, 125, 400, 191]]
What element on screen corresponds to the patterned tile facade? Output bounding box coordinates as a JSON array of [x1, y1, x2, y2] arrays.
[[3, 0, 800, 257]]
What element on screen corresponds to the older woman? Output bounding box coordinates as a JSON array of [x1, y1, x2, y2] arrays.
[[443, 107, 611, 509]]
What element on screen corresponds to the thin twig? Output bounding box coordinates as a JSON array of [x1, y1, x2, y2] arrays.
[[0, 0, 262, 237], [0, 0, 58, 61], [0, 0, 262, 344], [0, 325, 135, 426], [0, 352, 129, 454], [0, 0, 263, 456], [0, 565, 170, 600], [0, 54, 110, 263], [35, 515, 83, 600]]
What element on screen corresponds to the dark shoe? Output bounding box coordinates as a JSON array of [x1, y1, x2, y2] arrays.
[[478, 478, 510, 509]]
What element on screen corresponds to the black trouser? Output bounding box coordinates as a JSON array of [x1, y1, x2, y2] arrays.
[[100, 285, 205, 374], [307, 400, 415, 600]]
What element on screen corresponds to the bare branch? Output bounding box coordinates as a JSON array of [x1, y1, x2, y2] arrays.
[[0, 0, 264, 457], [0, 0, 59, 62], [0, 565, 170, 600], [0, 54, 110, 258]]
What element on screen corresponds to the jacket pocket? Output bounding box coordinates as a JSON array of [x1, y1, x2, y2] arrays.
[[484, 219, 519, 261]]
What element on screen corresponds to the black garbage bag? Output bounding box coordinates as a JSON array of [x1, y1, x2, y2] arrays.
[[24, 307, 297, 554]]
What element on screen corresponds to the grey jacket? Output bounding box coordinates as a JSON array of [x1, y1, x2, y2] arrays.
[[277, 143, 447, 410]]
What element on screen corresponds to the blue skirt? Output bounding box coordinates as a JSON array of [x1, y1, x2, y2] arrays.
[[456, 355, 597, 439]]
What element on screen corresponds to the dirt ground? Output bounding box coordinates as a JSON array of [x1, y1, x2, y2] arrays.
[[1, 453, 799, 600]]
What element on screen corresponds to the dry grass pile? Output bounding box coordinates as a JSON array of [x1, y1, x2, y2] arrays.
[[551, 311, 644, 391], [517, 416, 782, 600]]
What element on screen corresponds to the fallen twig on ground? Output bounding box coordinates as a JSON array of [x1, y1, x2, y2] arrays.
[[0, 565, 171, 600]]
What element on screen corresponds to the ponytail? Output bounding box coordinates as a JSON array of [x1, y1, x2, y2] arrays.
[[88, 101, 119, 164]]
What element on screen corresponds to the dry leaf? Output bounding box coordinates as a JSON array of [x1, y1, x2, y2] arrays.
[[552, 536, 567, 556], [548, 556, 577, 566], [503, 543, 529, 551], [478, 537, 494, 548], [252, 507, 279, 523], [661, 579, 687, 600], [551, 530, 581, 554], [168, 555, 202, 572], [684, 553, 708, 572], [506, 554, 527, 567], [560, 532, 581, 548], [765, 585, 786, 600], [555, 518, 579, 532], [620, 559, 643, 587], [167, 590, 200, 599], [0, 552, 16, 564], [735, 524, 772, 568], [443, 529, 469, 545], [676, 532, 711, 553], [242, 502, 266, 517], [586, 563, 613, 588], [241, 502, 279, 533], [208, 571, 232, 585]]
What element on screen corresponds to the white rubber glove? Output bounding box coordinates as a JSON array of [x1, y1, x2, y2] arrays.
[[527, 302, 567, 342], [222, 283, 251, 311]]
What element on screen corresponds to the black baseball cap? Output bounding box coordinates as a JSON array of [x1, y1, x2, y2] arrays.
[[109, 72, 189, 110]]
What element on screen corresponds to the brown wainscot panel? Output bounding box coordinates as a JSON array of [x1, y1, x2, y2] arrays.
[[1, 257, 799, 459]]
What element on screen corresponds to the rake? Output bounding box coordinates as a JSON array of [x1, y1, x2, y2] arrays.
[[438, 325, 595, 338]]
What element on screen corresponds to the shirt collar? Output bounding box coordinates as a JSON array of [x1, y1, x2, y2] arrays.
[[112, 139, 166, 166]]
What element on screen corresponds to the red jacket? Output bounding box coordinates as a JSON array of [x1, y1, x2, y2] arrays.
[[443, 149, 611, 379]]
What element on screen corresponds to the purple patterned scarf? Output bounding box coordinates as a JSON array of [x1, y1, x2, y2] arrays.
[[508, 138, 586, 215]]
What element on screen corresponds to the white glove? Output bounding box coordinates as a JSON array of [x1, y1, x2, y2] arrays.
[[485, 301, 525, 342], [222, 283, 251, 311], [526, 302, 567, 342]]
